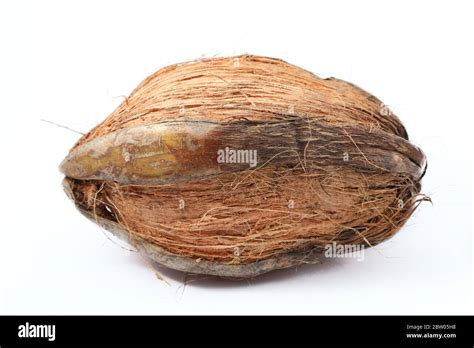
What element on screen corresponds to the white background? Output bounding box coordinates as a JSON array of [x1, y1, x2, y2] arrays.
[[0, 0, 472, 315]]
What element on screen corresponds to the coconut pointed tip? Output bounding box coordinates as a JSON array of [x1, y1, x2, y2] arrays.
[[59, 155, 70, 175], [59, 152, 85, 179]]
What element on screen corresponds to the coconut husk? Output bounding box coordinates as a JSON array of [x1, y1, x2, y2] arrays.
[[60, 55, 428, 277]]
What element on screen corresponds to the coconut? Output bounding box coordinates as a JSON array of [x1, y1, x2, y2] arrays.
[[60, 55, 428, 278]]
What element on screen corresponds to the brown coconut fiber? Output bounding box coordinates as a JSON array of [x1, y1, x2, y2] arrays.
[[61, 55, 428, 277]]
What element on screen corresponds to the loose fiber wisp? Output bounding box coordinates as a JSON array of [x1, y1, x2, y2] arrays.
[[60, 55, 428, 278]]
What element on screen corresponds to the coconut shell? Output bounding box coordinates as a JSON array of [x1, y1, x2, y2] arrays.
[[60, 55, 427, 278]]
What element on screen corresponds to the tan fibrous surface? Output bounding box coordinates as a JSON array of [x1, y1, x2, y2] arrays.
[[64, 55, 428, 265]]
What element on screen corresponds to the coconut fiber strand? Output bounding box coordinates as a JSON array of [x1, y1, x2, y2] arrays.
[[60, 55, 428, 278]]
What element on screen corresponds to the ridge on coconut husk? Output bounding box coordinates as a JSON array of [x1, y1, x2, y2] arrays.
[[60, 55, 428, 278]]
